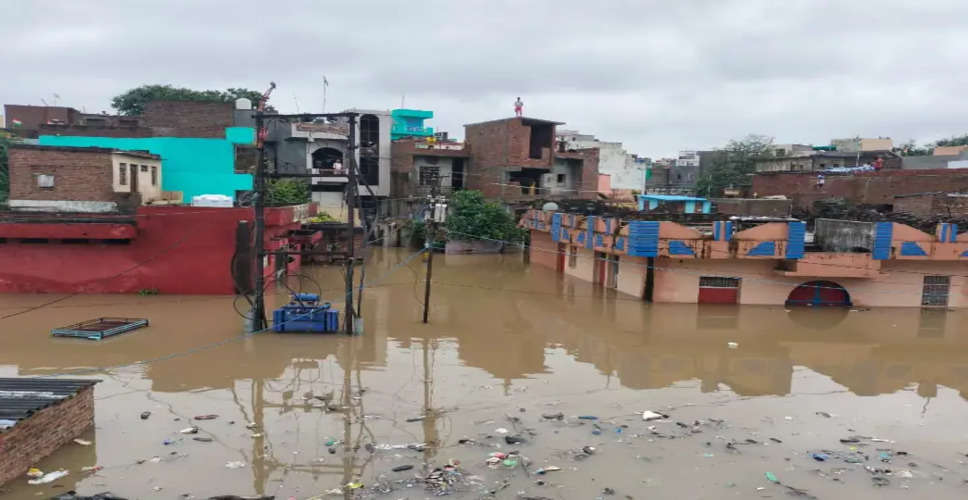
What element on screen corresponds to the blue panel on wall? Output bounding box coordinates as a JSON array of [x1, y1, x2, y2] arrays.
[[950, 224, 958, 242], [962, 249, 968, 257], [615, 237, 625, 251], [563, 229, 570, 240], [786, 221, 806, 259], [628, 221, 659, 257], [873, 222, 893, 260], [595, 234, 604, 247], [725, 221, 733, 241], [713, 222, 721, 241], [669, 240, 694, 255], [605, 218, 612, 233], [585, 216, 596, 249], [577, 232, 584, 243], [551, 213, 562, 242], [746, 241, 776, 256], [900, 241, 928, 256]]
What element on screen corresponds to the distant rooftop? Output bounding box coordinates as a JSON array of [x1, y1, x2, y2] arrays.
[[10, 143, 160, 159], [464, 116, 565, 127]]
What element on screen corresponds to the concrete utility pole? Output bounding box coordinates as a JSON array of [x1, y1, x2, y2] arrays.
[[422, 175, 446, 324], [344, 116, 358, 335], [251, 82, 276, 331]]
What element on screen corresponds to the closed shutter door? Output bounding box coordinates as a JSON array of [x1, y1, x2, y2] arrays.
[[698, 276, 740, 304]]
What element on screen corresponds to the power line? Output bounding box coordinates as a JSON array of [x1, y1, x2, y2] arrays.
[[34, 247, 427, 380]]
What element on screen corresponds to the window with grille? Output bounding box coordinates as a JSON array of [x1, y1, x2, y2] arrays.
[[921, 275, 950, 307], [699, 276, 740, 288], [140, 165, 148, 172], [419, 166, 440, 186], [151, 166, 158, 186], [119, 163, 127, 185]]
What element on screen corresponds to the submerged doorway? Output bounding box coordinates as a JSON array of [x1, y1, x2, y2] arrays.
[[786, 280, 851, 307]]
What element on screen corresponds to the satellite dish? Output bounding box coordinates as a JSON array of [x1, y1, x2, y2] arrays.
[[542, 202, 559, 211]]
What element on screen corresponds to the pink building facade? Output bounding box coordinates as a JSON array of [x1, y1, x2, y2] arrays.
[[522, 209, 968, 309]]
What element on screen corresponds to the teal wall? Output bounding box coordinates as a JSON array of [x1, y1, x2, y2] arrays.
[[38, 128, 254, 201], [391, 109, 434, 140]]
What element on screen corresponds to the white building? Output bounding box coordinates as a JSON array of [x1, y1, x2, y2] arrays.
[[557, 130, 646, 191]]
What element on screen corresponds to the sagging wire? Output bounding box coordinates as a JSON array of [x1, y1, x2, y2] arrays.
[[35, 247, 428, 380]]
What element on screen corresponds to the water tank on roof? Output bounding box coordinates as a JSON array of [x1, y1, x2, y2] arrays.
[[235, 98, 252, 110]]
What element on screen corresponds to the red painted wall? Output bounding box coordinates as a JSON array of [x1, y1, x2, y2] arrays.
[[0, 206, 303, 294]]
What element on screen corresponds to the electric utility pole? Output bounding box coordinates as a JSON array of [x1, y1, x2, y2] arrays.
[[251, 82, 276, 331], [247, 82, 361, 334], [344, 115, 358, 335], [422, 176, 446, 323]]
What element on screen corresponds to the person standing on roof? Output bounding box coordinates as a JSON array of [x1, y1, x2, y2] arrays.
[[514, 97, 524, 117], [816, 172, 825, 189]]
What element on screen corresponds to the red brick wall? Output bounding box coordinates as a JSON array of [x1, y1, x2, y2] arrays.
[[143, 100, 233, 138], [8, 147, 117, 202], [3, 105, 77, 130], [578, 148, 600, 200], [529, 230, 561, 270], [895, 193, 968, 217], [464, 119, 556, 198], [0, 386, 95, 486], [892, 195, 935, 217], [752, 170, 968, 210]]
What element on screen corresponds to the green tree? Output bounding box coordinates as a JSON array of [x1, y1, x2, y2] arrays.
[[934, 134, 968, 147], [0, 132, 15, 203], [111, 84, 274, 116], [695, 134, 775, 197], [895, 139, 931, 156], [265, 179, 309, 206], [444, 190, 525, 243]]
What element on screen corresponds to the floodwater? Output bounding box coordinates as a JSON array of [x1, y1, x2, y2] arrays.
[[1, 248, 968, 499]]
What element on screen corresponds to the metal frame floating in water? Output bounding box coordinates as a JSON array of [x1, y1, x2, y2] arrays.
[[51, 317, 149, 340]]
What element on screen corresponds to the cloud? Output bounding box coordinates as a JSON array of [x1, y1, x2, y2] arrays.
[[3, 0, 968, 157]]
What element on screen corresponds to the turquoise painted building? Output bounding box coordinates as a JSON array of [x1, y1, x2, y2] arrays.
[[38, 126, 255, 201], [390, 109, 434, 140]]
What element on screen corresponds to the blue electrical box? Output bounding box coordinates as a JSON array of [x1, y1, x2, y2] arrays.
[[271, 294, 340, 333]]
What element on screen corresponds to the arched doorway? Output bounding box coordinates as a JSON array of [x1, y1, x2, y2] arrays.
[[786, 280, 851, 307], [311, 147, 343, 170]]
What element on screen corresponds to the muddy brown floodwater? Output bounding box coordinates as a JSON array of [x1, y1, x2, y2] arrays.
[[1, 248, 968, 499]]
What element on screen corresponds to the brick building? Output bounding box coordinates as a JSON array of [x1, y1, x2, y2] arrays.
[[0, 378, 98, 487], [390, 136, 469, 198], [894, 192, 968, 218], [752, 169, 968, 210], [8, 144, 165, 212], [462, 117, 599, 202], [5, 100, 235, 139]]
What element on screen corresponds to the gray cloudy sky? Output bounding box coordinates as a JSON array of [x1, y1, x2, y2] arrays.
[[3, 0, 967, 158]]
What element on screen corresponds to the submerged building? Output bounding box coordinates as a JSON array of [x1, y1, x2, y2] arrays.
[[522, 209, 967, 308]]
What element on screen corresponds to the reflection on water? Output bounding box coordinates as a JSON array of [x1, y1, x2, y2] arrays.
[[1, 248, 967, 497]]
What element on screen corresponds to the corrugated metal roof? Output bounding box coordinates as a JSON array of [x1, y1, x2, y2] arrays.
[[0, 378, 99, 431]]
